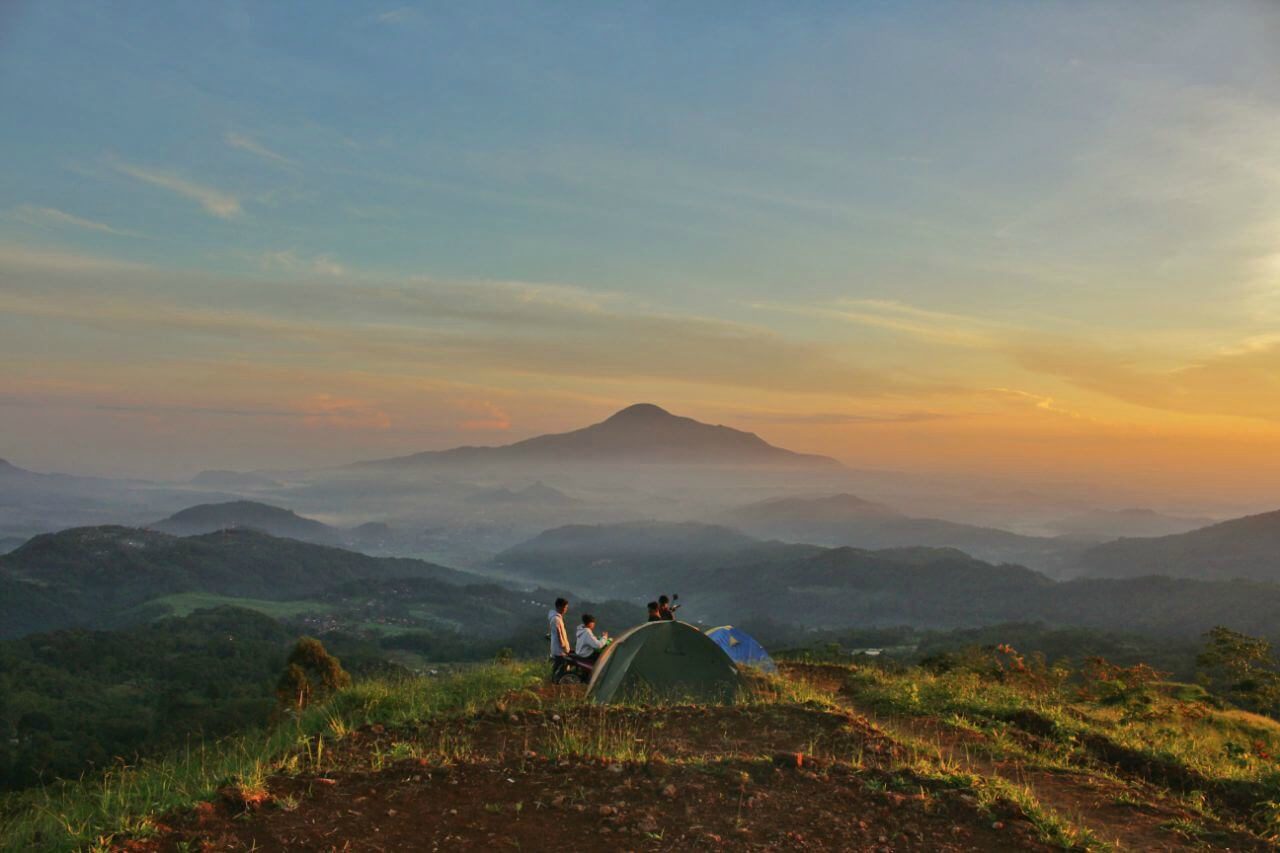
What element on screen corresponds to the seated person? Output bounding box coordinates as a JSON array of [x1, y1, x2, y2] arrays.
[[646, 601, 661, 622], [657, 594, 676, 620], [575, 613, 610, 662]]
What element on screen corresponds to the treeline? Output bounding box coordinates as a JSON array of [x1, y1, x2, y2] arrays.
[[0, 608, 386, 791]]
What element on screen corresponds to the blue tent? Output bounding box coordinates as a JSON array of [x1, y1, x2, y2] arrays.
[[705, 626, 777, 673]]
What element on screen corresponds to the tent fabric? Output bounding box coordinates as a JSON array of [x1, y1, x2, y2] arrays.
[[586, 620, 742, 704], [706, 626, 777, 673]]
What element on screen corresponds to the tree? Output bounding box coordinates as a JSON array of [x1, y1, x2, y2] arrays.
[[275, 637, 351, 714], [1197, 626, 1280, 714]]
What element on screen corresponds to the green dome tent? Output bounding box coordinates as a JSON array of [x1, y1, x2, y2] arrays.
[[586, 620, 742, 704]]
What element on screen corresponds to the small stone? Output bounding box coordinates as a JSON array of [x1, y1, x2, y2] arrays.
[[509, 714, 520, 723], [992, 821, 1005, 830], [608, 763, 624, 774], [637, 817, 659, 834], [551, 714, 562, 722], [598, 805, 617, 817], [661, 784, 678, 799]]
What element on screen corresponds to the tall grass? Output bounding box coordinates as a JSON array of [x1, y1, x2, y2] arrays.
[[0, 662, 543, 853]]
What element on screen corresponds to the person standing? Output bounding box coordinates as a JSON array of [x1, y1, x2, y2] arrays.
[[646, 601, 661, 622], [548, 597, 571, 660]]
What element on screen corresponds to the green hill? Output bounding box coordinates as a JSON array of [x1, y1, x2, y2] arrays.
[[0, 526, 480, 639]]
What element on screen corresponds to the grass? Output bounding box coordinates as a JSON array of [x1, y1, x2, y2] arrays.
[[841, 664, 1280, 788], [0, 662, 543, 853], [544, 707, 655, 763]]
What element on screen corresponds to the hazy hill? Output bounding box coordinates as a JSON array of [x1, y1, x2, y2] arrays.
[[1045, 507, 1215, 540], [495, 521, 1280, 639], [489, 520, 821, 597], [354, 403, 840, 468], [725, 493, 1075, 573], [0, 526, 479, 639], [151, 500, 338, 543], [464, 481, 578, 506], [1074, 509, 1280, 582]]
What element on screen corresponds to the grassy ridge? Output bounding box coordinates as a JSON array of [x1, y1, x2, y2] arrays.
[[131, 592, 334, 620], [0, 662, 543, 852], [829, 660, 1280, 841]]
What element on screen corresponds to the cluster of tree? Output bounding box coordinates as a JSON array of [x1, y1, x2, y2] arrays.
[[1197, 626, 1280, 717], [0, 608, 384, 791]]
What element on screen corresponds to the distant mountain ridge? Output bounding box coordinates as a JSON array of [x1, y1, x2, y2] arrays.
[[493, 521, 1280, 638], [352, 404, 840, 469], [151, 500, 338, 543], [1074, 509, 1280, 582], [724, 493, 1076, 573]]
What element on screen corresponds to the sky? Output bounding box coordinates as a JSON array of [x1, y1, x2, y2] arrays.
[[3, 1, 1280, 496]]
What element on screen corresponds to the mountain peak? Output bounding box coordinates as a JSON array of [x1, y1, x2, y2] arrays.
[[352, 404, 841, 469], [604, 403, 673, 423]]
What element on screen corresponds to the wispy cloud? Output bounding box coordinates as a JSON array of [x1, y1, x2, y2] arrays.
[[9, 205, 140, 237], [376, 7, 416, 24], [224, 131, 295, 166], [113, 162, 241, 219], [734, 410, 953, 426], [259, 249, 346, 277]]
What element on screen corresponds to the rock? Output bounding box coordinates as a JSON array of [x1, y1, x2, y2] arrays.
[[637, 817, 659, 834], [608, 763, 625, 774], [992, 821, 1005, 830], [598, 805, 617, 817], [661, 784, 678, 799]]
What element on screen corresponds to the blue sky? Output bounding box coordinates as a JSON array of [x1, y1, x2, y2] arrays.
[[4, 2, 1280, 490]]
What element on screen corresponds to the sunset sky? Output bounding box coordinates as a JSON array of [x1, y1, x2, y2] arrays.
[[4, 2, 1280, 495]]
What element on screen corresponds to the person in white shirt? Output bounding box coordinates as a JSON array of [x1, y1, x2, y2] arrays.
[[575, 613, 610, 662], [548, 597, 571, 660]]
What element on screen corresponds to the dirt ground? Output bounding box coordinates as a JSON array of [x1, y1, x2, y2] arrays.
[[125, 695, 1053, 852], [132, 756, 1049, 852]]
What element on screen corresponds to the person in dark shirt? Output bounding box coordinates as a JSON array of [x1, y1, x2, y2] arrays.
[[646, 601, 661, 622], [657, 595, 676, 620]]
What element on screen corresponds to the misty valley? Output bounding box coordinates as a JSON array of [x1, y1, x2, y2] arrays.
[[5, 406, 1280, 808]]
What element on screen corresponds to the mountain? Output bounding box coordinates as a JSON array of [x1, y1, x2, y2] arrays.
[[151, 500, 338, 543], [493, 521, 1280, 639], [354, 404, 840, 469], [724, 493, 1076, 573], [1045, 507, 1216, 540], [490, 520, 821, 597], [1074, 509, 1280, 582], [464, 481, 579, 506], [0, 526, 479, 639]]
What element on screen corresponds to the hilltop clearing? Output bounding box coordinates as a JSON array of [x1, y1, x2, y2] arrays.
[[7, 657, 1279, 851]]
